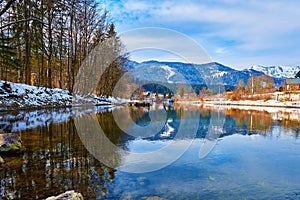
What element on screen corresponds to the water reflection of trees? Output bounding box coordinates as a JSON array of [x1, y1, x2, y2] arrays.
[[199, 107, 275, 136], [225, 109, 272, 134], [129, 106, 176, 125], [0, 111, 131, 199], [174, 104, 295, 137], [205, 107, 300, 137], [96, 111, 132, 147], [272, 111, 300, 132], [129, 107, 151, 126]]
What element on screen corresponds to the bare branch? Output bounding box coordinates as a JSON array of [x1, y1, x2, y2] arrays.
[[0, 18, 44, 29], [0, 0, 16, 17]]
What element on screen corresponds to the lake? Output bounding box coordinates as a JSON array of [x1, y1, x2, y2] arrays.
[[1, 105, 300, 199]]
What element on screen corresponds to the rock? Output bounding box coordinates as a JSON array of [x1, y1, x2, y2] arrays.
[[146, 197, 165, 200], [46, 191, 84, 200], [0, 133, 23, 153], [0, 156, 4, 164]]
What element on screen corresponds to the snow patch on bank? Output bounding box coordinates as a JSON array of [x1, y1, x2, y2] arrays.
[[0, 81, 73, 109], [0, 81, 127, 110]]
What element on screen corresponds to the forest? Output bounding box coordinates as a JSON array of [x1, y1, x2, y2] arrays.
[[0, 0, 125, 95]]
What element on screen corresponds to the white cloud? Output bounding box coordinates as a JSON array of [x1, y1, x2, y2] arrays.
[[215, 47, 228, 55], [151, 1, 300, 49], [108, 0, 300, 67], [124, 0, 149, 11], [120, 28, 212, 64]]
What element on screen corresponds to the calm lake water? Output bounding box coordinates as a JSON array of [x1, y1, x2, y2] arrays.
[[1, 105, 300, 199]]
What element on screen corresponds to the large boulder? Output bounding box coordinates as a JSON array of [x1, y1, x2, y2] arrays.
[[46, 191, 84, 200], [0, 133, 23, 153]]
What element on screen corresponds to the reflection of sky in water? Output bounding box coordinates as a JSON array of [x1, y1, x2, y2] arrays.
[[115, 128, 300, 199], [127, 139, 172, 153], [103, 107, 300, 198]]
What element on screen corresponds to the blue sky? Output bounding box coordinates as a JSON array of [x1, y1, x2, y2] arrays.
[[105, 0, 300, 69]]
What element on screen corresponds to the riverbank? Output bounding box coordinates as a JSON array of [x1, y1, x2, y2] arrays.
[[176, 99, 300, 109], [0, 81, 127, 111]]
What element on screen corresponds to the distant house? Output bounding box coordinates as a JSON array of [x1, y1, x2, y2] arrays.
[[225, 88, 233, 97], [286, 78, 300, 91]]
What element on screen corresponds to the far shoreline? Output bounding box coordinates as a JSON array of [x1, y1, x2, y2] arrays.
[[175, 99, 300, 109]]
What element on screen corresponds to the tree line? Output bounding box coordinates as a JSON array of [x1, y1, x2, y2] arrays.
[[235, 74, 274, 94], [0, 0, 125, 94]]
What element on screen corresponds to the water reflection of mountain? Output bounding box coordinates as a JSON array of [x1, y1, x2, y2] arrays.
[[132, 106, 300, 141]]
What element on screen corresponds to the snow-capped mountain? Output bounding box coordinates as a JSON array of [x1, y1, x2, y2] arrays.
[[250, 65, 300, 79], [125, 60, 298, 89]]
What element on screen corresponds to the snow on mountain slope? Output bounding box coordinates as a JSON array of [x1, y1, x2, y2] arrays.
[[160, 65, 176, 83], [251, 65, 300, 79], [127, 60, 265, 86], [127, 60, 300, 85], [212, 71, 228, 78]]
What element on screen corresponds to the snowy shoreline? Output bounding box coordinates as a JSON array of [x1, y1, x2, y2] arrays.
[[3, 80, 300, 113], [0, 81, 127, 112], [176, 99, 300, 109], [206, 100, 300, 109]]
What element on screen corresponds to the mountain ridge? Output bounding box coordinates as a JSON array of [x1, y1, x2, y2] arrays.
[[125, 60, 289, 87], [250, 65, 300, 79]]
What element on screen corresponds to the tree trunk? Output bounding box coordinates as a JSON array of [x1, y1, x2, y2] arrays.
[[46, 2, 53, 88], [24, 0, 31, 85]]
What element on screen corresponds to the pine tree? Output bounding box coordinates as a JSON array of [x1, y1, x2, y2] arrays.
[[0, 35, 20, 80], [97, 23, 127, 97]]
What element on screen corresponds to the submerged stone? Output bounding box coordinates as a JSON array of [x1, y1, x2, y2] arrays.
[[46, 191, 84, 200], [0, 133, 23, 153], [145, 197, 165, 200]]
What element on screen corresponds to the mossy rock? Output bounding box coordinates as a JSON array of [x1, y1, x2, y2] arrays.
[[0, 133, 23, 153]]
